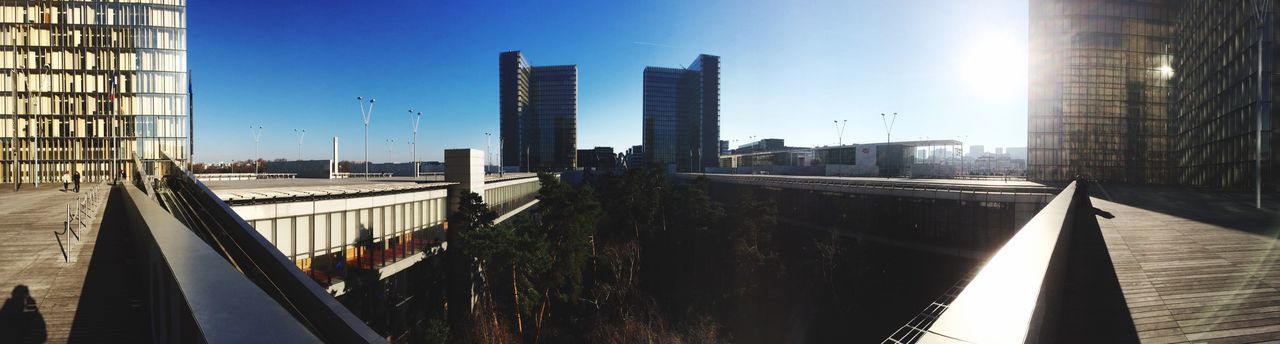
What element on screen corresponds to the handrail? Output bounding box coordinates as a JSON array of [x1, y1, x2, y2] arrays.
[[54, 181, 108, 262], [156, 152, 385, 343], [119, 183, 321, 343], [884, 180, 1088, 343]]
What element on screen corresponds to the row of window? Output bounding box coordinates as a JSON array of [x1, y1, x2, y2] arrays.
[[0, 3, 184, 29], [247, 198, 448, 260]]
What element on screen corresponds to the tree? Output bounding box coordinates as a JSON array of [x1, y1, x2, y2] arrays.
[[445, 191, 498, 338]]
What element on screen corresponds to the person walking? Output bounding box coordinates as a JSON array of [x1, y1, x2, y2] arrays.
[[71, 171, 81, 193], [61, 173, 70, 191]]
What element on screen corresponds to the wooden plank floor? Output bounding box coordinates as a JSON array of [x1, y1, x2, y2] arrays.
[[1094, 195, 1280, 343], [0, 183, 110, 343]]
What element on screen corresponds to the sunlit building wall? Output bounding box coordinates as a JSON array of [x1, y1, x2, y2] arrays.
[[0, 0, 188, 184], [1172, 1, 1280, 189], [1028, 0, 1175, 183]]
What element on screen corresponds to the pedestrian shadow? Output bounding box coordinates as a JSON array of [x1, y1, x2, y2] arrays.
[[0, 285, 47, 344]]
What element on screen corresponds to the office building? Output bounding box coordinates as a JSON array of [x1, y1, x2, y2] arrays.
[[624, 145, 643, 170], [1030, 1, 1280, 190], [1172, 2, 1279, 189], [970, 145, 985, 157], [1, 1, 189, 184], [642, 54, 720, 173], [1028, 0, 1175, 183], [576, 146, 616, 172], [499, 51, 577, 171]]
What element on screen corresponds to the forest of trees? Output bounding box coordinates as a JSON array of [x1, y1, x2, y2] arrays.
[[434, 168, 968, 343]]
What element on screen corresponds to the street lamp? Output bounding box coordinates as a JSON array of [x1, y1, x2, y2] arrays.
[[880, 112, 898, 144], [250, 126, 263, 175], [833, 119, 848, 146], [293, 129, 306, 161], [409, 110, 421, 179], [1253, 0, 1272, 209], [357, 96, 376, 179], [385, 139, 395, 164]]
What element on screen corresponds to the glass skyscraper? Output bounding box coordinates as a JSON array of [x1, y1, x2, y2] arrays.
[[642, 54, 719, 173], [1030, 1, 1280, 190], [1172, 1, 1278, 189], [1028, 0, 1176, 183], [0, 0, 188, 184], [499, 51, 576, 171]]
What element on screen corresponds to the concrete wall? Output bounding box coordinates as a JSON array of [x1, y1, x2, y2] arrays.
[[265, 160, 333, 178]]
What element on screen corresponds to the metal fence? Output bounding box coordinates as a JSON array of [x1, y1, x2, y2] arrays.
[[54, 180, 108, 262]]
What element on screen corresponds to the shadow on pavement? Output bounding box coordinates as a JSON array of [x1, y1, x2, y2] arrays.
[[67, 187, 147, 343], [0, 285, 47, 344]]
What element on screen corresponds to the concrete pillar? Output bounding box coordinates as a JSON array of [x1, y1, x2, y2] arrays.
[[445, 148, 485, 210], [331, 137, 339, 178], [443, 148, 485, 329]]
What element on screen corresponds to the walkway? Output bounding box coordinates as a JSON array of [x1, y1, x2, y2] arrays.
[[0, 183, 110, 342], [1093, 185, 1280, 343]]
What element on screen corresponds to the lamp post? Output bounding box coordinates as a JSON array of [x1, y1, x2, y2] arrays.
[[357, 96, 375, 179], [385, 139, 395, 164], [293, 129, 306, 161], [833, 119, 847, 146], [1254, 0, 1272, 209], [484, 132, 491, 173], [880, 112, 898, 144], [250, 126, 263, 175], [409, 110, 421, 179]]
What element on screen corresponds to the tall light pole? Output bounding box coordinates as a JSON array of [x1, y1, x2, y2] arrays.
[[484, 132, 492, 173], [833, 119, 848, 146], [881, 112, 898, 144], [293, 129, 306, 161], [357, 96, 375, 179], [1254, 0, 1272, 209], [385, 139, 395, 164], [409, 110, 421, 179], [250, 126, 263, 175]]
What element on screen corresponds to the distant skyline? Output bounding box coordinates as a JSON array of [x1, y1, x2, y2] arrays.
[[190, 0, 1028, 163]]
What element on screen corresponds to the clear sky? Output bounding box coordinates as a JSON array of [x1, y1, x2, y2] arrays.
[[189, 0, 1028, 163]]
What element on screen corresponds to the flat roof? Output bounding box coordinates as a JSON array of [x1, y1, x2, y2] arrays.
[[204, 173, 542, 204], [682, 173, 1054, 194]]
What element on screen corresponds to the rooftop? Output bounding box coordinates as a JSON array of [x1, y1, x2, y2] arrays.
[[205, 173, 540, 203]]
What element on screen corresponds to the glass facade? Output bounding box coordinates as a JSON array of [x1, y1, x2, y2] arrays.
[[1172, 1, 1279, 189], [1028, 0, 1175, 183], [642, 54, 719, 172], [0, 0, 188, 184], [498, 51, 576, 171]]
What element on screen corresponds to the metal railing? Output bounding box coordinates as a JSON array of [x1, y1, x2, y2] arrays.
[[884, 180, 1089, 344], [54, 180, 109, 262], [153, 153, 385, 343], [119, 181, 322, 343], [195, 173, 298, 181], [330, 172, 394, 178]]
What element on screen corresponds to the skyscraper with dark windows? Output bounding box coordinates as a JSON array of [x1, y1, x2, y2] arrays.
[[1029, 1, 1280, 190], [1172, 1, 1279, 189], [0, 1, 189, 184], [499, 51, 577, 171], [642, 54, 719, 173], [1028, 0, 1176, 183]]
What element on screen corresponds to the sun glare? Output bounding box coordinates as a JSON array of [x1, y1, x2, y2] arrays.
[[960, 35, 1027, 100]]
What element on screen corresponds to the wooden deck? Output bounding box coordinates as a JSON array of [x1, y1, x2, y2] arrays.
[[1093, 186, 1280, 343], [0, 183, 110, 343]]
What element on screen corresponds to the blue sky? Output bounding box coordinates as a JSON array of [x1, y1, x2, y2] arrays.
[[190, 0, 1028, 163]]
